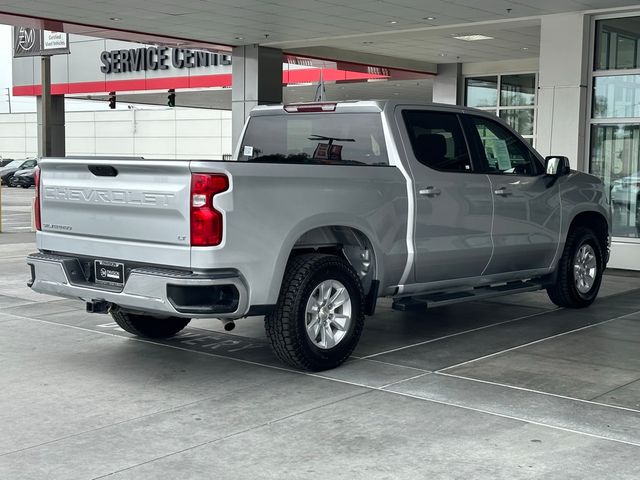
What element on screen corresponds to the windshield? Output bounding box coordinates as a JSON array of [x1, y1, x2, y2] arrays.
[[238, 113, 388, 166], [5, 159, 27, 168]]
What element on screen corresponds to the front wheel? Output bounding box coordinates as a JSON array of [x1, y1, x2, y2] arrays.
[[111, 308, 191, 339], [265, 254, 365, 371], [547, 227, 604, 308]]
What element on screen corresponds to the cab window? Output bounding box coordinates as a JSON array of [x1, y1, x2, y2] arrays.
[[402, 110, 472, 172], [468, 116, 541, 175]]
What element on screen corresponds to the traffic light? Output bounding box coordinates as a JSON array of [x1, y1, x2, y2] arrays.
[[108, 91, 116, 109], [167, 89, 176, 107]]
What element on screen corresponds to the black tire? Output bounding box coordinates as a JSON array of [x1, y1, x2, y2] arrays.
[[265, 254, 365, 371], [111, 308, 191, 339], [547, 227, 604, 308]]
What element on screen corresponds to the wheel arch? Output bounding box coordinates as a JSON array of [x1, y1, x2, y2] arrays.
[[290, 225, 379, 294], [268, 221, 382, 314], [567, 210, 609, 256]]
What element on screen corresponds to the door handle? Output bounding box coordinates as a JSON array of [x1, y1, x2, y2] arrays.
[[494, 187, 512, 197], [419, 186, 441, 197]]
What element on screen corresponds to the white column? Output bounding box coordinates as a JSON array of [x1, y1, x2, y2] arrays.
[[536, 13, 591, 169], [231, 45, 283, 149], [432, 63, 462, 105]]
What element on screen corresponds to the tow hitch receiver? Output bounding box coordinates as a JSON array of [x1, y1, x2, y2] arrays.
[[86, 300, 111, 314]]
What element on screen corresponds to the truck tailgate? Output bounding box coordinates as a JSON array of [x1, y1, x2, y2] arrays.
[[38, 158, 192, 268]]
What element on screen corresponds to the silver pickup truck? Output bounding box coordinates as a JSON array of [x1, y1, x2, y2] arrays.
[[27, 101, 610, 371]]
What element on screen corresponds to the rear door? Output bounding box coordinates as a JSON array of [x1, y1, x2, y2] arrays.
[[463, 114, 561, 275], [38, 158, 193, 267], [398, 108, 494, 284]]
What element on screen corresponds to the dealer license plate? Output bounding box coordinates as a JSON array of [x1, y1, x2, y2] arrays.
[[94, 260, 125, 286]]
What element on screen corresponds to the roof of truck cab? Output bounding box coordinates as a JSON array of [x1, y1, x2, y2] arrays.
[[249, 100, 490, 116]]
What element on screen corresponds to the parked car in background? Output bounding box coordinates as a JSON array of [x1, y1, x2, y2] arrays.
[[0, 158, 14, 168], [0, 158, 38, 186], [611, 172, 640, 215], [9, 167, 36, 188]]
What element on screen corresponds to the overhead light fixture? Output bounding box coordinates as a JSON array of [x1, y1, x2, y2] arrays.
[[362, 41, 374, 45], [521, 47, 529, 50], [453, 34, 494, 41], [388, 20, 398, 24], [235, 36, 243, 40], [439, 53, 447, 57], [424, 16, 436, 20], [109, 17, 122, 21]]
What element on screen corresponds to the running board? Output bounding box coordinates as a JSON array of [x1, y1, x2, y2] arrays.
[[392, 281, 544, 311]]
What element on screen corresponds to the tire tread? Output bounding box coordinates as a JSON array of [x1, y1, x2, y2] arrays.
[[111, 309, 190, 339], [547, 226, 603, 308], [265, 254, 364, 371]]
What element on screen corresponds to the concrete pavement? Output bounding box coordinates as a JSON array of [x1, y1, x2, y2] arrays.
[[1, 187, 640, 479]]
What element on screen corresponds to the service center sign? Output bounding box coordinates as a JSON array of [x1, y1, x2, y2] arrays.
[[100, 46, 232, 74], [13, 27, 69, 57]]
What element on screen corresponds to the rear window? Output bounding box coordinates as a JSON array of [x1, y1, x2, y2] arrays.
[[238, 113, 388, 166]]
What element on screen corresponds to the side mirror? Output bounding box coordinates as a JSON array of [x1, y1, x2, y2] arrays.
[[545, 156, 571, 177]]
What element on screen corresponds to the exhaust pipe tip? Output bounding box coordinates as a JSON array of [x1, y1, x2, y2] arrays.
[[223, 321, 236, 332]]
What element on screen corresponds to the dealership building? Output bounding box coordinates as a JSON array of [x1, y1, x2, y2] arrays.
[[2, 3, 640, 269]]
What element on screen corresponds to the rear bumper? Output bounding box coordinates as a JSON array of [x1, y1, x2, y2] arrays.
[[27, 252, 250, 319]]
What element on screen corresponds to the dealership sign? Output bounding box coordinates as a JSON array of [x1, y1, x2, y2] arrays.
[[13, 27, 70, 57], [100, 47, 232, 74]]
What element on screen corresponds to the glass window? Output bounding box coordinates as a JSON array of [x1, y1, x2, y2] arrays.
[[500, 74, 536, 106], [593, 75, 640, 118], [499, 109, 534, 136], [239, 113, 388, 166], [402, 110, 471, 172], [464, 73, 537, 144], [617, 35, 637, 69], [595, 17, 640, 70], [470, 116, 541, 175], [591, 124, 640, 238], [465, 77, 498, 108]]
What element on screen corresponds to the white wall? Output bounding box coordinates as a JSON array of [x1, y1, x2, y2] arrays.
[[0, 113, 37, 158], [0, 107, 232, 159], [461, 58, 539, 77]]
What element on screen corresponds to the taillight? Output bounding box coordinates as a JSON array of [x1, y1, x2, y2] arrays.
[[34, 166, 41, 231], [190, 173, 229, 246]]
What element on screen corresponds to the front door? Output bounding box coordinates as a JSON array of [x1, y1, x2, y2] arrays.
[[464, 114, 561, 275], [398, 108, 494, 284]]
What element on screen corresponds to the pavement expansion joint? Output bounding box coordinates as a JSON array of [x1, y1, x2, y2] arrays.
[[361, 308, 556, 359], [437, 308, 640, 373], [435, 371, 640, 415], [6, 309, 640, 449]]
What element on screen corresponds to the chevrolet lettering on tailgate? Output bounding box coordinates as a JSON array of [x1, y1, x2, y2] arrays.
[[44, 186, 175, 206]]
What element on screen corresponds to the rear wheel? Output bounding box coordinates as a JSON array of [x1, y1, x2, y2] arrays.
[[547, 227, 604, 308], [265, 254, 365, 371], [111, 308, 191, 339]]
